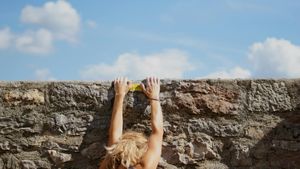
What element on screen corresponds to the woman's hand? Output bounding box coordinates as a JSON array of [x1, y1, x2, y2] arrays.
[[140, 77, 160, 100], [114, 77, 131, 97]]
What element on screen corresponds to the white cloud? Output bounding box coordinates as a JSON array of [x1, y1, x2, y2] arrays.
[[200, 66, 251, 79], [15, 29, 53, 54], [34, 68, 56, 80], [80, 49, 194, 80], [248, 38, 300, 78], [0, 27, 14, 49], [21, 0, 80, 42], [0, 0, 81, 55]]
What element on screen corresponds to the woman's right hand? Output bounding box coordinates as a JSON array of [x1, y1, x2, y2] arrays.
[[140, 77, 160, 100], [114, 77, 131, 97]]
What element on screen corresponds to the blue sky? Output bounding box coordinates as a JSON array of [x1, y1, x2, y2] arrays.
[[0, 0, 300, 80]]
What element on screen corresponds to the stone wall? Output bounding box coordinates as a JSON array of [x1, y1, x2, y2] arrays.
[[0, 79, 299, 169]]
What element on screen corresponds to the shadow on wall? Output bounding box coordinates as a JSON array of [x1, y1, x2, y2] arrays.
[[250, 109, 300, 168], [220, 109, 300, 169], [62, 84, 115, 169], [63, 83, 150, 169]]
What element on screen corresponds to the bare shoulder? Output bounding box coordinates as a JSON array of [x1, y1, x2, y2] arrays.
[[139, 132, 163, 169]]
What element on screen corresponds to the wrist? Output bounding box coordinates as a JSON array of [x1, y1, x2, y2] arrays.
[[147, 93, 160, 102], [115, 93, 126, 99], [148, 97, 160, 101], [149, 98, 160, 104]]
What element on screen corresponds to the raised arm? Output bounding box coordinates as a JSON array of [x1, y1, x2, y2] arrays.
[[140, 77, 164, 169], [108, 77, 131, 146]]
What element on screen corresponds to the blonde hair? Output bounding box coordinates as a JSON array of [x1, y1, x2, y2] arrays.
[[102, 131, 148, 169]]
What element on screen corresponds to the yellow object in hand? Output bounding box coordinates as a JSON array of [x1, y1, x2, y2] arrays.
[[129, 83, 143, 91]]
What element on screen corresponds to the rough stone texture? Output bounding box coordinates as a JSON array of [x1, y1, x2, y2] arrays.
[[0, 79, 299, 169]]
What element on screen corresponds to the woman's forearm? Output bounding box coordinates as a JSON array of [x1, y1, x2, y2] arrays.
[[108, 94, 125, 146], [150, 100, 163, 135]]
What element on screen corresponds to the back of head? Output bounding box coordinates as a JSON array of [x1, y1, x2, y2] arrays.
[[103, 131, 148, 169]]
